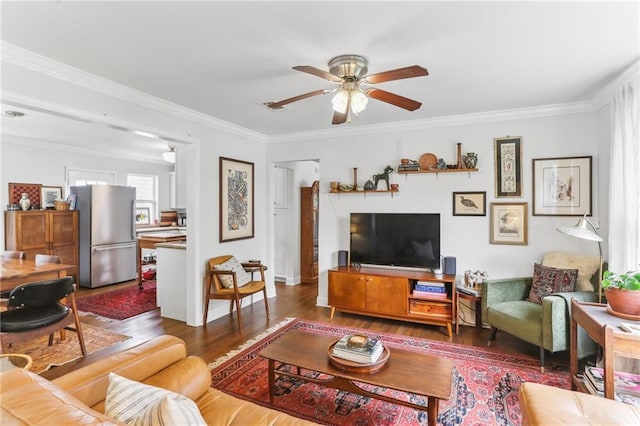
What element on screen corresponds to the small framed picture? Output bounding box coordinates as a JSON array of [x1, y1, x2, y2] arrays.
[[494, 136, 523, 197], [40, 186, 63, 209], [532, 156, 592, 216], [490, 202, 528, 245], [135, 207, 151, 225], [452, 191, 486, 216]]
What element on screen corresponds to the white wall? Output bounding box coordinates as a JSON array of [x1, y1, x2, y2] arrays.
[[267, 111, 608, 307]]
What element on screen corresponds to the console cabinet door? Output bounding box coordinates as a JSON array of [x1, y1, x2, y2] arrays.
[[328, 271, 366, 311], [365, 275, 407, 316]]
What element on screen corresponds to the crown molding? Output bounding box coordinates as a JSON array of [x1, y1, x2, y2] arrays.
[[1, 42, 268, 143], [268, 101, 595, 143]]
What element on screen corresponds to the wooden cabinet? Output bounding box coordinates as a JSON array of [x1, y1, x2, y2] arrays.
[[329, 266, 456, 338], [4, 210, 79, 276], [300, 181, 319, 284]]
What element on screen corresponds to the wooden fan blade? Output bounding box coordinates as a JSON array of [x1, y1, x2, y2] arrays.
[[267, 89, 329, 109], [293, 66, 343, 83], [332, 95, 350, 125], [332, 110, 348, 125], [366, 88, 422, 111], [364, 65, 428, 84]]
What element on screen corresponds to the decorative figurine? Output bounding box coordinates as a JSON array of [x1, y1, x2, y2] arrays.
[[19, 193, 31, 211], [372, 165, 394, 190], [364, 180, 374, 190]]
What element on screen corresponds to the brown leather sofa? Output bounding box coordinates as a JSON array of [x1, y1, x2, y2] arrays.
[[1, 335, 317, 425], [519, 382, 640, 425]]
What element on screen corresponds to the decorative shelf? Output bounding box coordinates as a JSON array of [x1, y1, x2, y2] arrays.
[[329, 189, 399, 198], [398, 168, 478, 176]]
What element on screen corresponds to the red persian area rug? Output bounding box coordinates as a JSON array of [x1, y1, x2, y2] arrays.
[[209, 319, 571, 426], [76, 281, 158, 320]]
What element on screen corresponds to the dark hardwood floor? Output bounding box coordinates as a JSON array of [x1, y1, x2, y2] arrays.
[[41, 280, 569, 380]]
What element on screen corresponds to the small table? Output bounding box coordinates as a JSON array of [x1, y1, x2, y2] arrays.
[[0, 354, 33, 372], [456, 288, 482, 334], [260, 330, 452, 426], [570, 300, 640, 399]]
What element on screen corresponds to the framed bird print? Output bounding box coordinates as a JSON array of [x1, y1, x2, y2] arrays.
[[453, 191, 486, 216]]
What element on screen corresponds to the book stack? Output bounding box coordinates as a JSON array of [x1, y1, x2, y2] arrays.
[[397, 163, 420, 172], [583, 366, 640, 406], [331, 334, 384, 363], [413, 281, 447, 299]]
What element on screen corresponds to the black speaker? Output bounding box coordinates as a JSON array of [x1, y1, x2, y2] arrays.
[[338, 250, 348, 267], [444, 256, 456, 275]]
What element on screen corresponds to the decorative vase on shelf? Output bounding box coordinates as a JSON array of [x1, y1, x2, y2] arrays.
[[19, 193, 31, 211], [463, 152, 478, 169]]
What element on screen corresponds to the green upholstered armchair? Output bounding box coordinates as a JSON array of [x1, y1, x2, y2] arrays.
[[482, 253, 601, 371]]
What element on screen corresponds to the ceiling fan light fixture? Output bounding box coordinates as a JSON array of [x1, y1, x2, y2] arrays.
[[331, 89, 350, 113], [163, 146, 176, 163], [350, 90, 368, 114]]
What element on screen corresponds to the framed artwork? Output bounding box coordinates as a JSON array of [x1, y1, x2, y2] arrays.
[[452, 191, 486, 216], [135, 207, 151, 225], [490, 202, 528, 245], [219, 157, 254, 242], [532, 156, 592, 216], [8, 182, 42, 207], [40, 186, 63, 209], [494, 136, 523, 197]]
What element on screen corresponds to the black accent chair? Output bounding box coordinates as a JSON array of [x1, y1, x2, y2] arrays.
[[0, 277, 86, 355]]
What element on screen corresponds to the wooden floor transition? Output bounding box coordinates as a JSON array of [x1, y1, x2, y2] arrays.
[[41, 280, 568, 380]]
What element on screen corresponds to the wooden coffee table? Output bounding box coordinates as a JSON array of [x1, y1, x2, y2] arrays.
[[260, 330, 452, 426]]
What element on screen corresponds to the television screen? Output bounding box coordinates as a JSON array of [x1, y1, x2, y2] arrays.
[[350, 213, 441, 269]]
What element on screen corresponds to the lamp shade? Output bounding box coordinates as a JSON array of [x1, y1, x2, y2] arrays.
[[331, 90, 349, 113], [350, 90, 368, 114], [556, 215, 603, 242]]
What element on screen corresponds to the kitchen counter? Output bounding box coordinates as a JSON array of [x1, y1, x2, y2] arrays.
[[137, 232, 187, 288], [156, 244, 187, 321]]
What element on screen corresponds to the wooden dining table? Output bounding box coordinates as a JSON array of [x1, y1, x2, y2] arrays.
[[0, 257, 74, 292]]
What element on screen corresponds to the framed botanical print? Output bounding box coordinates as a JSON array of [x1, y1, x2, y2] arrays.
[[532, 156, 592, 216], [490, 202, 528, 245], [219, 157, 254, 242], [494, 136, 523, 197], [452, 191, 486, 216]]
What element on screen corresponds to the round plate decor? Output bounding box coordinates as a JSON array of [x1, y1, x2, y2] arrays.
[[327, 340, 390, 374], [418, 153, 438, 171], [607, 305, 640, 321]]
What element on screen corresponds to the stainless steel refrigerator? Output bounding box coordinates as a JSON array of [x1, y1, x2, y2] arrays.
[[71, 185, 137, 288]]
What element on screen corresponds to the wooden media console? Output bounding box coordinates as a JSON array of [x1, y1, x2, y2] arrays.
[[328, 265, 457, 338]]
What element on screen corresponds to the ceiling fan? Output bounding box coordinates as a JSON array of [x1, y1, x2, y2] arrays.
[[267, 54, 428, 125]]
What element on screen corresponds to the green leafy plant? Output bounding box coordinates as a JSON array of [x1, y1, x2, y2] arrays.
[[601, 270, 640, 291]]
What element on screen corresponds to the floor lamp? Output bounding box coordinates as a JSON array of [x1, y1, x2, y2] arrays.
[[557, 213, 604, 303]]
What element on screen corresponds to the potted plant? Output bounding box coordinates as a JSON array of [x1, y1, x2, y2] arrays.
[[601, 270, 640, 317]]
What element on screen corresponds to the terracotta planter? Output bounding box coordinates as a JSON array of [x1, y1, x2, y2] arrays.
[[605, 287, 640, 317]]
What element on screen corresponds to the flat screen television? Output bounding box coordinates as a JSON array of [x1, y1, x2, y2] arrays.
[[349, 213, 441, 270]]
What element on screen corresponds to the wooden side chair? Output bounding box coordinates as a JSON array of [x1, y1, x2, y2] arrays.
[[35, 254, 62, 266], [0, 277, 86, 356], [204, 255, 269, 333], [2, 251, 26, 260]]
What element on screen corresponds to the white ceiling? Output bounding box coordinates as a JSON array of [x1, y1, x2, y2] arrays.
[[1, 1, 638, 160]]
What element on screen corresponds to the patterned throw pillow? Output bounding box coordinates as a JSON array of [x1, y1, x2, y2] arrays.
[[105, 373, 206, 426], [213, 256, 251, 288], [527, 263, 578, 304]]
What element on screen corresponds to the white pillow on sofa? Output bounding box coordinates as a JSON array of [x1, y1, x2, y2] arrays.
[[542, 251, 600, 292], [105, 372, 206, 426], [213, 256, 251, 288]]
